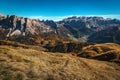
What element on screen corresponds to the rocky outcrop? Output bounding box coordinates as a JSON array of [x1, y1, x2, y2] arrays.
[[58, 16, 120, 35], [0, 15, 53, 37], [42, 20, 57, 29]]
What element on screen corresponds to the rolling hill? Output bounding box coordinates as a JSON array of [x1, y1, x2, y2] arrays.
[[0, 40, 120, 80]]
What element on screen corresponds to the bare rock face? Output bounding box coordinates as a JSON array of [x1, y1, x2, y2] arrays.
[[58, 16, 120, 35], [0, 15, 53, 37]]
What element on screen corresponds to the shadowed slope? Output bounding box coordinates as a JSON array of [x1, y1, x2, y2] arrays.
[[78, 43, 120, 63]]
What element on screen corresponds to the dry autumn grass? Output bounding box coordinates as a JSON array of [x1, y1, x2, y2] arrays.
[[78, 43, 120, 63], [0, 40, 120, 80]]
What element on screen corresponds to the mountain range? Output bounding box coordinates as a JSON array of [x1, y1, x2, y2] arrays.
[[0, 13, 120, 80], [0, 13, 120, 43]]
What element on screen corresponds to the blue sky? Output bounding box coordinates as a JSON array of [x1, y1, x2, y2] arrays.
[[0, 0, 120, 21]]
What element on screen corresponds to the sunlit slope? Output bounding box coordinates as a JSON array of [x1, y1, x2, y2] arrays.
[[0, 41, 120, 80]]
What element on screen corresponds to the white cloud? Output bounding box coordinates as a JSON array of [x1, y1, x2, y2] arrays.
[[99, 15, 120, 19], [28, 14, 120, 21], [29, 15, 73, 21]]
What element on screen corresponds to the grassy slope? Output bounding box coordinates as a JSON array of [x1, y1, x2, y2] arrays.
[[0, 41, 120, 80], [79, 43, 120, 62]]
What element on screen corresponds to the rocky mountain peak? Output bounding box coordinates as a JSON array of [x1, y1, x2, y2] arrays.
[[0, 14, 53, 37]]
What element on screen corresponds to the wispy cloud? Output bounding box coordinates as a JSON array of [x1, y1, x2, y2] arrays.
[[99, 15, 120, 19], [29, 14, 120, 21], [29, 15, 73, 21]]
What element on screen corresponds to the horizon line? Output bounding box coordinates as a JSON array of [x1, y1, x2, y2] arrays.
[[1, 13, 120, 21], [28, 14, 120, 21]]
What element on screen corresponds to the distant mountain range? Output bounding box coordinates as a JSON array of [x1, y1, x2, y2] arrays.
[[88, 26, 120, 44], [42, 16, 120, 41], [0, 14, 120, 43]]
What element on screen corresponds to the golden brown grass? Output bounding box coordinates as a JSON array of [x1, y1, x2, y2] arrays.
[[0, 41, 120, 80], [78, 43, 120, 63], [0, 40, 28, 48]]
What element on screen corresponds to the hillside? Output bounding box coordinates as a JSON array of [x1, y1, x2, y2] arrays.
[[78, 43, 120, 63], [88, 26, 120, 44], [43, 41, 120, 63], [0, 40, 120, 80]]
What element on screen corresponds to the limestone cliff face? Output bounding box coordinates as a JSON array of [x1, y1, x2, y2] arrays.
[[0, 15, 53, 37]]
